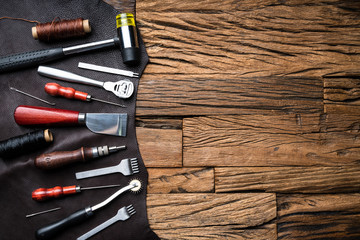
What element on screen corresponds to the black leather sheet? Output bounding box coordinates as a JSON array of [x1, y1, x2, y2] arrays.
[[0, 0, 159, 239]]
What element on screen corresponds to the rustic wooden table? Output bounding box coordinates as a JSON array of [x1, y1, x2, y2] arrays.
[[107, 0, 360, 239]]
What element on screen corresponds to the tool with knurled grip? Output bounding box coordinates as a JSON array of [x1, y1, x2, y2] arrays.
[[34, 145, 126, 170], [35, 179, 142, 240], [45, 83, 126, 107], [0, 38, 121, 73], [32, 184, 121, 201]]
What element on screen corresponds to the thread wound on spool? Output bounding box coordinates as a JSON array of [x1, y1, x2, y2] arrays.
[[32, 18, 91, 42], [0, 129, 53, 158]]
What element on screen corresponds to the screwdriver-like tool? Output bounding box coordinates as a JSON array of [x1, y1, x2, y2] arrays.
[[44, 82, 126, 107], [32, 184, 121, 201], [35, 145, 126, 170]]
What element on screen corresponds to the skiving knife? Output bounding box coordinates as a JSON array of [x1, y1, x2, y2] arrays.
[[14, 105, 127, 137]]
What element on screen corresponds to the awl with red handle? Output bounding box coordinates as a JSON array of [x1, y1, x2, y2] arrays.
[[45, 83, 126, 107], [35, 145, 126, 170], [14, 105, 127, 137], [32, 184, 121, 201]]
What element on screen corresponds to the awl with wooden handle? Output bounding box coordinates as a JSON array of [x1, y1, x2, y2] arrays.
[[14, 105, 127, 137], [35, 145, 126, 170], [32, 184, 121, 201]]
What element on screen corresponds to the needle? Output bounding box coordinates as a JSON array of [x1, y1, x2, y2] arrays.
[[10, 87, 56, 106], [26, 207, 61, 218]]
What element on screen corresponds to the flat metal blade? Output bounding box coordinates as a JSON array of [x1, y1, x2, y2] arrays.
[[85, 113, 127, 137]]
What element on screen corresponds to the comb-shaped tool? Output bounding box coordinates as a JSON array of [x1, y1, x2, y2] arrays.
[[75, 158, 139, 179], [77, 205, 136, 240]]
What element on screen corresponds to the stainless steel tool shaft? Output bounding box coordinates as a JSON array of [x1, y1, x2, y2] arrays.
[[77, 205, 136, 240]]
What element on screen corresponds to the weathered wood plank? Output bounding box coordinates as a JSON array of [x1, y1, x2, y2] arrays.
[[324, 77, 360, 113], [153, 224, 277, 240], [136, 118, 182, 129], [147, 193, 276, 230], [277, 194, 360, 239], [183, 114, 360, 166], [148, 168, 214, 193], [137, 127, 182, 167], [136, 75, 323, 116], [137, 0, 360, 77], [215, 166, 360, 193]]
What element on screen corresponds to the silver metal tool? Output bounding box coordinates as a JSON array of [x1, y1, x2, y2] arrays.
[[77, 205, 136, 240], [26, 207, 61, 218], [38, 66, 134, 99], [78, 62, 139, 78], [14, 105, 128, 137], [10, 87, 56, 106], [76, 158, 139, 179], [35, 179, 142, 240]]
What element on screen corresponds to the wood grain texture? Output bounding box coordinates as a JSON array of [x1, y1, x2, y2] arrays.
[[136, 127, 182, 167], [137, 0, 360, 77], [148, 168, 214, 193], [324, 77, 360, 113], [215, 166, 360, 193], [147, 193, 276, 230], [277, 194, 360, 239], [136, 74, 323, 116], [153, 224, 277, 240], [183, 114, 360, 166]]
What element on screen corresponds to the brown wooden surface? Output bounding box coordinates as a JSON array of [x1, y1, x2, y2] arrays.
[[105, 0, 360, 239]]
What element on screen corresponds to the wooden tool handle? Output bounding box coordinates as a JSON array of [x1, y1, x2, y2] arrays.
[[45, 83, 89, 101], [32, 185, 78, 201], [35, 147, 94, 170], [14, 105, 80, 126]]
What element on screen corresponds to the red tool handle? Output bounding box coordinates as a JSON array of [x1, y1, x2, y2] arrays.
[[14, 105, 80, 126], [32, 185, 78, 201], [45, 83, 89, 101]]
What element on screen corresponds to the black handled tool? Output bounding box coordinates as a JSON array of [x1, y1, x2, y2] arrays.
[[35, 179, 142, 240], [0, 38, 120, 73]]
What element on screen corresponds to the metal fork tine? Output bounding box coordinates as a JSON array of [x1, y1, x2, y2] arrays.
[[130, 158, 140, 174], [126, 205, 136, 216]]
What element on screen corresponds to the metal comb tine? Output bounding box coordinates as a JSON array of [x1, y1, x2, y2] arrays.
[[126, 205, 136, 216], [130, 158, 139, 174]]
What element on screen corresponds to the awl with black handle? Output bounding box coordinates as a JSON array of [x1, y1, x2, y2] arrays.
[[14, 105, 127, 137], [0, 38, 120, 73], [35, 145, 126, 170]]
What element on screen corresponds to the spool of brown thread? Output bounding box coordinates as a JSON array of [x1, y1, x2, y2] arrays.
[[32, 18, 91, 42]]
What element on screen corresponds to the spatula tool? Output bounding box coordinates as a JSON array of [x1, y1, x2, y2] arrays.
[[14, 105, 127, 137], [38, 66, 134, 99]]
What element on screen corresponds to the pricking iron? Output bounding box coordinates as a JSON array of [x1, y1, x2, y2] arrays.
[[75, 158, 139, 179], [77, 205, 136, 240]]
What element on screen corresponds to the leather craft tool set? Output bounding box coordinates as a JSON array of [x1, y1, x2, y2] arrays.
[[0, 6, 153, 239]]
